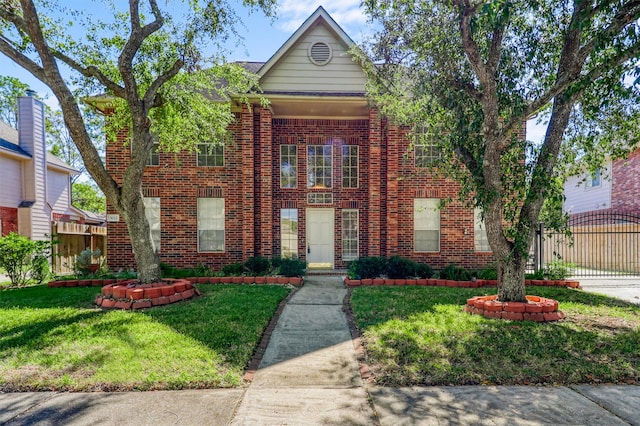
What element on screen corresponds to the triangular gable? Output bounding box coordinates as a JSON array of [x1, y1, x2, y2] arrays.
[[258, 6, 367, 95]]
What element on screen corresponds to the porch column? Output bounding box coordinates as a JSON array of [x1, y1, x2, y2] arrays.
[[241, 105, 255, 259], [386, 123, 400, 255], [259, 107, 273, 257], [368, 107, 382, 257]]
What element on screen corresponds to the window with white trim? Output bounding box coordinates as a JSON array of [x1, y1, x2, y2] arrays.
[[280, 209, 298, 258], [198, 198, 225, 252], [342, 145, 358, 188], [280, 145, 297, 188], [342, 210, 359, 260], [474, 207, 491, 252], [197, 142, 224, 167], [143, 197, 161, 252], [307, 145, 332, 188], [414, 198, 440, 252]]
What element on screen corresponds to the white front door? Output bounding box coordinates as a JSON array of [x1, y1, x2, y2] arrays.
[[306, 208, 334, 268]]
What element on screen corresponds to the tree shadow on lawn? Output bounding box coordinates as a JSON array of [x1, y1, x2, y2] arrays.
[[351, 286, 640, 386]]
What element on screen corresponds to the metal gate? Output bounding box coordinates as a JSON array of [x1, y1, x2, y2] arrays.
[[535, 211, 640, 277]]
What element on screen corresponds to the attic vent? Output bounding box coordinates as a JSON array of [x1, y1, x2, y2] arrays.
[[309, 42, 332, 66]]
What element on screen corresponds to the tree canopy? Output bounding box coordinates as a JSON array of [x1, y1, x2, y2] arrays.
[[361, 0, 640, 301], [0, 0, 275, 282]]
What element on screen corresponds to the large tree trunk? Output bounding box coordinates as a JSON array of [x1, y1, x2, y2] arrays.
[[497, 256, 527, 302], [121, 187, 160, 283]]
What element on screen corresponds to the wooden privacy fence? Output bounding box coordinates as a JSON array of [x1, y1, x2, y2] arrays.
[[539, 211, 640, 276], [51, 221, 107, 275]]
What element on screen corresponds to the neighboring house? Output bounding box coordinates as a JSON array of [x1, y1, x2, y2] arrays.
[[564, 150, 640, 214], [104, 7, 499, 271], [0, 93, 106, 273]]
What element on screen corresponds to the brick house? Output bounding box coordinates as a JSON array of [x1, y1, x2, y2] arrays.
[[105, 7, 496, 272]]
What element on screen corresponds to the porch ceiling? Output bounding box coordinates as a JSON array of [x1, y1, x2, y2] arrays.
[[265, 95, 369, 119]]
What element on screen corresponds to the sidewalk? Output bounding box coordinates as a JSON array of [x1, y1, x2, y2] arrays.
[[2, 276, 640, 425]]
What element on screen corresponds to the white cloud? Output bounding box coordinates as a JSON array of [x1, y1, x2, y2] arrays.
[[276, 0, 368, 36]]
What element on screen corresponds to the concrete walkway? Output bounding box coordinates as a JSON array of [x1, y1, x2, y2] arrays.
[[2, 275, 640, 425]]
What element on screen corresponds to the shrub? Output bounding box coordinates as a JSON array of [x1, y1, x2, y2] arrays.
[[476, 264, 498, 280], [0, 233, 52, 286], [74, 248, 102, 277], [31, 241, 51, 284], [415, 263, 434, 279], [349, 256, 386, 279], [278, 258, 306, 277], [244, 256, 271, 276], [385, 255, 417, 279], [270, 256, 283, 273], [221, 262, 244, 276], [439, 263, 472, 281], [544, 259, 575, 280]]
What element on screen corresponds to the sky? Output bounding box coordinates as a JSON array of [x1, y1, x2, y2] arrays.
[[0, 0, 545, 141]]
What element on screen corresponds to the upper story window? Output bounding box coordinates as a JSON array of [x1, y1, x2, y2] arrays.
[[280, 145, 298, 188], [307, 145, 332, 189], [131, 134, 159, 166], [342, 145, 358, 188], [415, 143, 441, 168], [585, 168, 601, 189], [197, 142, 224, 167], [414, 125, 441, 168]]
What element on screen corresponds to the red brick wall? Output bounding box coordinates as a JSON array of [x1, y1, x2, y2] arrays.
[[270, 117, 371, 268], [106, 108, 496, 272], [384, 125, 494, 270], [106, 113, 248, 271], [612, 149, 640, 212], [0, 206, 18, 236]]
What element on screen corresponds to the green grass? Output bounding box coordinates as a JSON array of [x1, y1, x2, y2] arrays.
[[351, 286, 640, 386], [0, 284, 290, 391]]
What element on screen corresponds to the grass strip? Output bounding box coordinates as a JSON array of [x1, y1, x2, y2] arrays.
[[0, 284, 290, 391], [350, 286, 640, 386]]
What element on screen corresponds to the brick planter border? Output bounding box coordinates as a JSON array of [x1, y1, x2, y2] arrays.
[[344, 278, 580, 289], [464, 295, 566, 322], [94, 278, 197, 310]]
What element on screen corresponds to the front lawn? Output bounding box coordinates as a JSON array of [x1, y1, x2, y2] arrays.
[[351, 286, 640, 386], [0, 284, 290, 391]]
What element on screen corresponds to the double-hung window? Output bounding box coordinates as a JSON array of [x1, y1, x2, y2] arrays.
[[474, 208, 491, 252], [198, 198, 225, 252], [143, 197, 161, 252], [414, 198, 440, 252]]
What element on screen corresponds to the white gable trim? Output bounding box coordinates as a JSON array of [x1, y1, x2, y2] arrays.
[[258, 6, 356, 79]]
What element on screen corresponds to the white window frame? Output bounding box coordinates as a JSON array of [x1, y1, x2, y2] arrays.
[[474, 207, 492, 252], [342, 145, 358, 188], [197, 198, 225, 252], [414, 198, 440, 252], [280, 145, 298, 188], [342, 209, 359, 261], [143, 197, 161, 253], [307, 145, 332, 189], [280, 208, 298, 258]]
